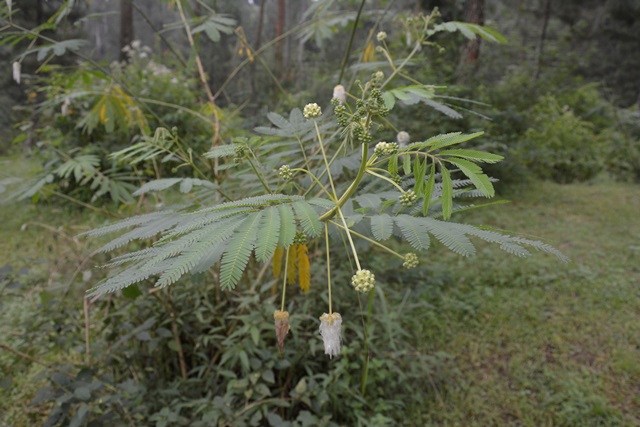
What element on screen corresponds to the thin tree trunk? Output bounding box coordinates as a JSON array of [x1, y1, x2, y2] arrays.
[[119, 0, 134, 62], [460, 0, 485, 65], [535, 0, 552, 80], [255, 0, 267, 49], [275, 0, 285, 74]]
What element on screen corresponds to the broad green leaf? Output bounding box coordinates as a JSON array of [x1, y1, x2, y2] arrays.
[[422, 163, 436, 216], [424, 131, 484, 150], [445, 157, 495, 198], [439, 149, 503, 164], [403, 154, 412, 175], [441, 166, 453, 220]]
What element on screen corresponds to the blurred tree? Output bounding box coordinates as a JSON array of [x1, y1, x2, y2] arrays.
[[120, 0, 134, 61]]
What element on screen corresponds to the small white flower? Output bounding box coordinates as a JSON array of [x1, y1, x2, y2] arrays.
[[351, 269, 375, 293], [131, 40, 141, 50], [403, 253, 419, 269], [332, 85, 346, 104], [319, 312, 342, 358], [303, 103, 322, 119], [396, 131, 410, 147], [12, 61, 21, 84], [61, 98, 71, 116], [376, 31, 387, 42]]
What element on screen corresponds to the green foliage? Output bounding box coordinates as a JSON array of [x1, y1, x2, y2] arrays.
[[517, 95, 604, 183]]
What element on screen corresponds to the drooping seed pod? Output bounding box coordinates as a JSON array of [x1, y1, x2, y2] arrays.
[[273, 310, 290, 356]]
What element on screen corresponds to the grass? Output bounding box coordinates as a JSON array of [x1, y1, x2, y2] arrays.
[[416, 180, 640, 426], [1, 155, 639, 425]]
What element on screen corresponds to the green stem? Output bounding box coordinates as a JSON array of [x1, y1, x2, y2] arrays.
[[329, 220, 405, 259], [314, 120, 338, 200], [325, 223, 333, 314], [360, 289, 375, 396], [366, 169, 404, 192], [291, 168, 335, 201], [281, 247, 290, 312], [335, 206, 361, 271], [338, 0, 367, 84], [319, 143, 369, 221], [246, 153, 271, 194]]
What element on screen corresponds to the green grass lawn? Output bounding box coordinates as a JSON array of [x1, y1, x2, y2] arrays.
[[419, 181, 640, 426]]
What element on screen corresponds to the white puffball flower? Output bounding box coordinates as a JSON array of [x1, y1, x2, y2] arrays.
[[377, 31, 387, 42], [396, 131, 410, 147], [332, 84, 346, 104], [12, 62, 21, 84], [319, 312, 342, 358]]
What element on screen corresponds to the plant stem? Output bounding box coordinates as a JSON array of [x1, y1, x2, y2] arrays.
[[329, 220, 405, 259], [366, 169, 405, 192], [314, 120, 338, 200], [319, 143, 369, 221], [291, 168, 334, 200], [281, 246, 290, 312], [338, 0, 367, 84], [335, 206, 361, 271], [325, 223, 333, 314], [175, 0, 220, 146], [246, 154, 271, 193]]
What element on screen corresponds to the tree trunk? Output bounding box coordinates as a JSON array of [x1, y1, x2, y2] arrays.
[[460, 0, 485, 65], [255, 0, 267, 49], [534, 0, 552, 80], [119, 0, 134, 62], [275, 0, 285, 74]]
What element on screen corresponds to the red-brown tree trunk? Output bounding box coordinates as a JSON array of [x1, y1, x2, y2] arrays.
[[461, 0, 485, 65], [119, 0, 134, 62]]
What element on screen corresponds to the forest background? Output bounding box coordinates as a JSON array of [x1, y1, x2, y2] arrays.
[[1, 0, 639, 426]]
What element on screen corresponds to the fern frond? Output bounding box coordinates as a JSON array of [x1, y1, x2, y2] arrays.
[[255, 206, 281, 263], [133, 178, 216, 196], [203, 144, 238, 159], [155, 215, 247, 288], [292, 200, 322, 237], [219, 212, 263, 290], [394, 215, 431, 251], [422, 218, 475, 256], [98, 214, 182, 253], [194, 194, 302, 214], [370, 213, 393, 241], [79, 210, 176, 237], [87, 260, 172, 298]]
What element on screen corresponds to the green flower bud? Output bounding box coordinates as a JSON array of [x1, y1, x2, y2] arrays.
[[303, 103, 322, 119]]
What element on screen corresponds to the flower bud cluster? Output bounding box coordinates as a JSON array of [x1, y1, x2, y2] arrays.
[[293, 232, 307, 245], [303, 103, 322, 119], [351, 269, 375, 293], [376, 31, 387, 42], [403, 253, 419, 269], [399, 190, 417, 207], [278, 165, 293, 180], [234, 145, 247, 164], [374, 141, 399, 157]]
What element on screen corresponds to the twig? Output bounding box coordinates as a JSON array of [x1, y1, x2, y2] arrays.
[[0, 343, 51, 368]]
